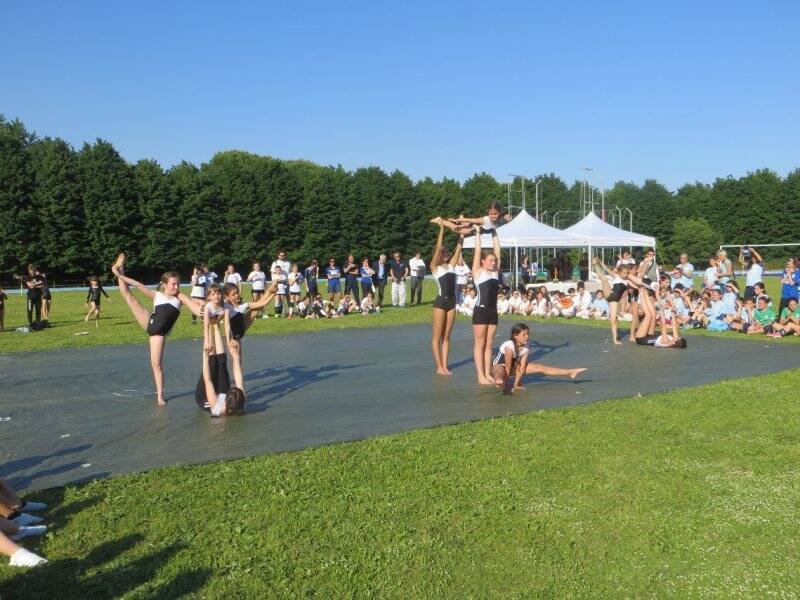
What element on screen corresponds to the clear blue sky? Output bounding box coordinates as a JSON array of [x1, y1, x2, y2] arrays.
[[2, 1, 798, 191]]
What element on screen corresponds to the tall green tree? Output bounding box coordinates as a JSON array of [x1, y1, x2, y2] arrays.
[[135, 159, 178, 271], [79, 140, 139, 272], [666, 217, 722, 266], [0, 116, 34, 272], [28, 137, 87, 275]]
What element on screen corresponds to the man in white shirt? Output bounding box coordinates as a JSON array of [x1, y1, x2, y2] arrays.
[[409, 251, 426, 306], [270, 250, 291, 316], [454, 257, 471, 303]]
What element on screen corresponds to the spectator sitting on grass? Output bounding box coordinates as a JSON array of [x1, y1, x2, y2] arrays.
[[586, 290, 610, 319], [360, 292, 380, 315], [748, 295, 777, 335], [457, 286, 476, 317], [729, 296, 755, 333], [497, 291, 510, 315], [777, 297, 800, 336], [337, 294, 359, 316], [722, 281, 739, 316]]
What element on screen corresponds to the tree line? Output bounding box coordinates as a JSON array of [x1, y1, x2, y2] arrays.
[[1, 114, 798, 281]]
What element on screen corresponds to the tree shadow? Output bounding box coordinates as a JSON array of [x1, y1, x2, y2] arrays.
[[245, 363, 372, 411], [4, 534, 210, 600], [0, 445, 92, 480]]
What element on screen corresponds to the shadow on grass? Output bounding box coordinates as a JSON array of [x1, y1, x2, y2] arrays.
[[4, 533, 209, 600]]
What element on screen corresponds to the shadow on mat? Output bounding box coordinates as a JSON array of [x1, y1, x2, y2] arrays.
[[529, 340, 569, 361], [4, 533, 210, 600], [0, 445, 92, 480], [245, 363, 372, 410]]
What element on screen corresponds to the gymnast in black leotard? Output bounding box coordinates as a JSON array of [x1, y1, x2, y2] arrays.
[[593, 257, 644, 346], [112, 254, 202, 405], [84, 276, 110, 326], [428, 219, 464, 375], [222, 281, 278, 392], [470, 224, 503, 385]]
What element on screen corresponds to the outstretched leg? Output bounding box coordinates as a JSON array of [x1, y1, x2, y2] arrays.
[[525, 363, 587, 379], [112, 255, 151, 331]]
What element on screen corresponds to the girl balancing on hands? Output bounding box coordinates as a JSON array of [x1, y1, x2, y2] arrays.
[[111, 254, 202, 405], [471, 224, 503, 385], [429, 218, 464, 375], [493, 323, 587, 394], [433, 201, 511, 235]]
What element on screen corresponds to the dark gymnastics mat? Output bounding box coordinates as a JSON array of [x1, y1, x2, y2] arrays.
[[2, 321, 800, 491]]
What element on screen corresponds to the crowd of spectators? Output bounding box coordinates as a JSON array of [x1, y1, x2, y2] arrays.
[[455, 246, 800, 338]]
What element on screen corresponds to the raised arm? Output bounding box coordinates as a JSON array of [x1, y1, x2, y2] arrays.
[[751, 247, 763, 264], [448, 234, 465, 268], [201, 349, 220, 410], [430, 224, 445, 269], [471, 224, 483, 277], [247, 282, 279, 311], [491, 229, 501, 267]]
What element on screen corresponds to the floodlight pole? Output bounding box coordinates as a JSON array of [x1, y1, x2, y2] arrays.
[[534, 179, 542, 220], [580, 167, 593, 217], [624, 207, 633, 231]]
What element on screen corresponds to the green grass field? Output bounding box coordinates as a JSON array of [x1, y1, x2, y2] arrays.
[[3, 368, 800, 597], [3, 275, 799, 597], [0, 276, 793, 354]]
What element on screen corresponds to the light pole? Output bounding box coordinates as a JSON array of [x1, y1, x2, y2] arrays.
[[624, 207, 633, 231], [534, 179, 542, 220], [580, 167, 594, 217]]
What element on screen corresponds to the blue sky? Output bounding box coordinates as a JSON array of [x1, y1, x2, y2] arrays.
[[2, 1, 798, 190]]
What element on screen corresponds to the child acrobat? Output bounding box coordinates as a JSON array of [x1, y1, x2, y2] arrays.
[[432, 201, 511, 235], [84, 276, 110, 326], [492, 323, 587, 394]]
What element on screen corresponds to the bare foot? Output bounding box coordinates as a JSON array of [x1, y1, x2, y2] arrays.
[[111, 253, 125, 275], [442, 368, 454, 376], [156, 397, 166, 406], [478, 377, 495, 386], [436, 368, 449, 376], [570, 368, 587, 379], [613, 340, 623, 345], [429, 217, 442, 225]]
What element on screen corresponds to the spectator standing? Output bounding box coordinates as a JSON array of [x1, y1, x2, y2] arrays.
[[519, 256, 532, 292], [19, 265, 44, 327], [740, 246, 764, 300], [371, 254, 388, 307], [716, 249, 734, 287], [677, 253, 694, 286], [304, 259, 319, 298], [409, 250, 426, 306], [454, 256, 471, 303], [223, 264, 242, 287], [639, 248, 659, 284], [359, 258, 375, 300], [388, 251, 409, 308], [343, 254, 361, 304], [0, 285, 5, 331], [325, 257, 342, 302], [778, 257, 800, 317], [270, 250, 291, 315]]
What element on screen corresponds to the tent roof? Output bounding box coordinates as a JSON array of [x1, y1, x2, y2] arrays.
[[562, 212, 656, 247], [461, 210, 589, 248]]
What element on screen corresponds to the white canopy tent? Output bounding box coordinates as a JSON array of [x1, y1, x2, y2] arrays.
[[562, 212, 655, 248]]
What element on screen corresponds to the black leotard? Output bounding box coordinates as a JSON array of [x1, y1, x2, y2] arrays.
[[432, 265, 457, 311], [146, 292, 181, 336], [472, 270, 500, 326], [607, 276, 628, 303], [226, 303, 249, 340], [87, 284, 109, 306]]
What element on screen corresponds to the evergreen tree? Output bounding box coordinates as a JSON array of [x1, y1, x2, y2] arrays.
[[134, 159, 176, 271], [78, 140, 139, 272], [0, 116, 34, 272], [28, 137, 87, 275]]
